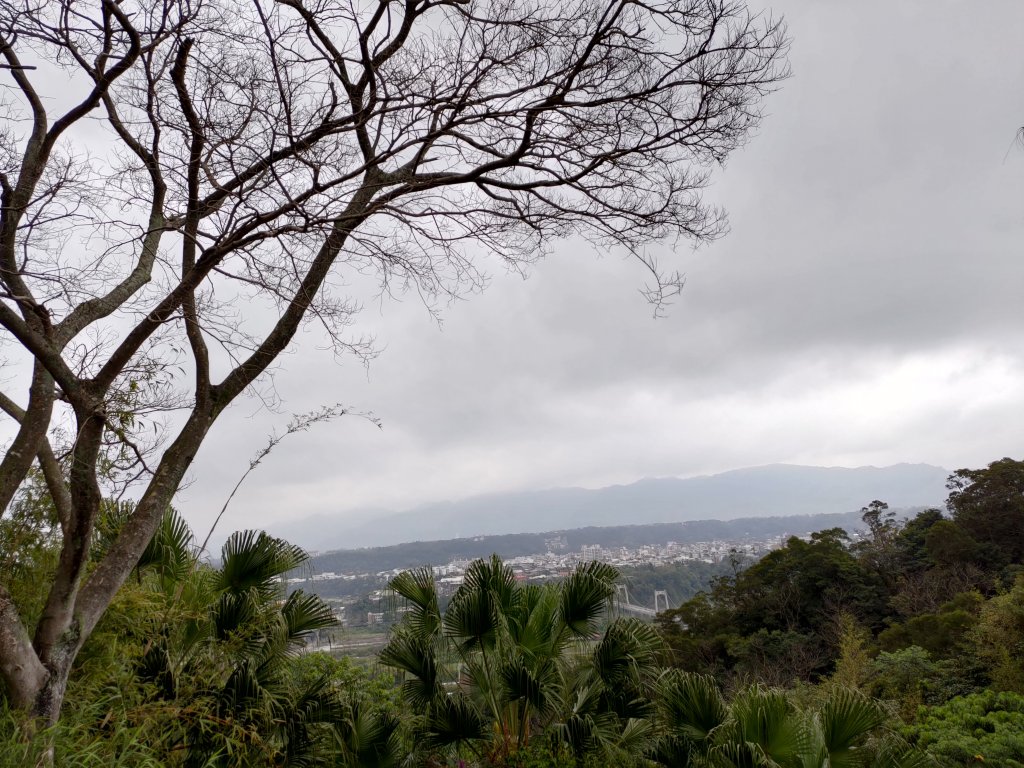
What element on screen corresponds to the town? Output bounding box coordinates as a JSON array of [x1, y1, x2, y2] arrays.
[[290, 530, 842, 628]]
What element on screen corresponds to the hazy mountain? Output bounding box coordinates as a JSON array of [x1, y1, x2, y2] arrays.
[[277, 463, 949, 551]]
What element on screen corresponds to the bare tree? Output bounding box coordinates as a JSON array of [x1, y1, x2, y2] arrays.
[[0, 0, 787, 722]]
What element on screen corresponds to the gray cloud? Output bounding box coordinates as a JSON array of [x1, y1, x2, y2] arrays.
[[162, 0, 1024, 536]]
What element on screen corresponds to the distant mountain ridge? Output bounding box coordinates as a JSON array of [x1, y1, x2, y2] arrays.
[[277, 463, 949, 550]]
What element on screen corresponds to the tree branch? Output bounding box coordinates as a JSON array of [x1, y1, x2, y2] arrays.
[[0, 389, 72, 533], [0, 364, 55, 516]]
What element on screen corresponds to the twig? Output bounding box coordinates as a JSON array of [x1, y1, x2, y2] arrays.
[[195, 403, 381, 561]]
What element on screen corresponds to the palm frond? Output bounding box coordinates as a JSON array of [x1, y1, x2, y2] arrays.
[[217, 659, 271, 716], [557, 560, 619, 639], [136, 640, 177, 700], [710, 739, 778, 768], [388, 567, 441, 639], [652, 733, 702, 767], [281, 591, 337, 645], [444, 583, 502, 653], [657, 669, 728, 742], [138, 506, 195, 585], [555, 712, 599, 758], [467, 554, 520, 615], [378, 629, 442, 709], [210, 591, 259, 640], [717, 687, 810, 767], [593, 618, 663, 687], [510, 585, 560, 662], [279, 676, 347, 767], [501, 654, 547, 712], [218, 530, 308, 598], [818, 688, 888, 768], [565, 674, 606, 718], [335, 702, 404, 768], [444, 555, 520, 652], [424, 693, 487, 750], [611, 716, 657, 759]]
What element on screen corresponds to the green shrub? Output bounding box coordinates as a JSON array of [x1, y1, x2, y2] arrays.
[[907, 691, 1024, 767], [0, 702, 165, 768]]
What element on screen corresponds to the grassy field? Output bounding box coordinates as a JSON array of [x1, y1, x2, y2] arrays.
[[302, 626, 391, 661]]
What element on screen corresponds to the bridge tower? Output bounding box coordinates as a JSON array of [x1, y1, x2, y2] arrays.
[[615, 584, 630, 605], [653, 590, 670, 613]]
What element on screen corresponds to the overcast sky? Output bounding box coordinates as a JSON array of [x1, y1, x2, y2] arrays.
[[159, 0, 1024, 538]]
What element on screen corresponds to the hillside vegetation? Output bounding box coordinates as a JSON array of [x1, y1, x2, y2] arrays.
[[657, 458, 1024, 765], [1, 458, 1021, 766]]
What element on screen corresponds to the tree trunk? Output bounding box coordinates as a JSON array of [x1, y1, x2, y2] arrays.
[[0, 588, 47, 711], [0, 631, 76, 767], [30, 627, 80, 726], [24, 680, 65, 768]]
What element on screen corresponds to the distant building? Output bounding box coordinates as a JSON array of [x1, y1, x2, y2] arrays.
[[545, 535, 568, 552]]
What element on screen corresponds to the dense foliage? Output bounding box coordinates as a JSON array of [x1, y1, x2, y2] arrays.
[[1, 505, 400, 766], [378, 556, 926, 767], [657, 458, 1024, 765], [905, 691, 1024, 767], [380, 556, 663, 765], [2, 457, 1021, 766]]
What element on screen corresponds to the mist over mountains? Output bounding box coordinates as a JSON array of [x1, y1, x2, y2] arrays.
[[279, 463, 950, 551]]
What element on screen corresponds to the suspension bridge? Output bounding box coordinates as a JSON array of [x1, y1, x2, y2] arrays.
[[612, 585, 671, 619]]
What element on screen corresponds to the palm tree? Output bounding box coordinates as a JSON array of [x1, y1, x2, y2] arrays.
[[651, 671, 933, 768], [126, 521, 400, 767], [189, 532, 345, 765], [379, 555, 663, 766]]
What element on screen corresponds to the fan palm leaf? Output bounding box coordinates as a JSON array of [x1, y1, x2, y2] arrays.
[[388, 566, 442, 639], [713, 687, 809, 768], [137, 639, 177, 700], [651, 670, 728, 766], [445, 584, 503, 655], [610, 716, 658, 761], [594, 617, 663, 687], [424, 693, 488, 750], [278, 676, 347, 768], [138, 506, 195, 586], [501, 654, 547, 712], [335, 702, 404, 768], [209, 591, 260, 640], [444, 555, 519, 653], [556, 561, 618, 640], [508, 583, 558, 657], [217, 530, 306, 599], [378, 628, 442, 709], [657, 669, 729, 742], [814, 688, 888, 768], [281, 591, 337, 645]]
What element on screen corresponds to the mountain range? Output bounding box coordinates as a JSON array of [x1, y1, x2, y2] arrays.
[[276, 463, 950, 551]]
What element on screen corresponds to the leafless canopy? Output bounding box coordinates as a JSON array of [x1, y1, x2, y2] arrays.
[[0, 0, 786, 720]]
